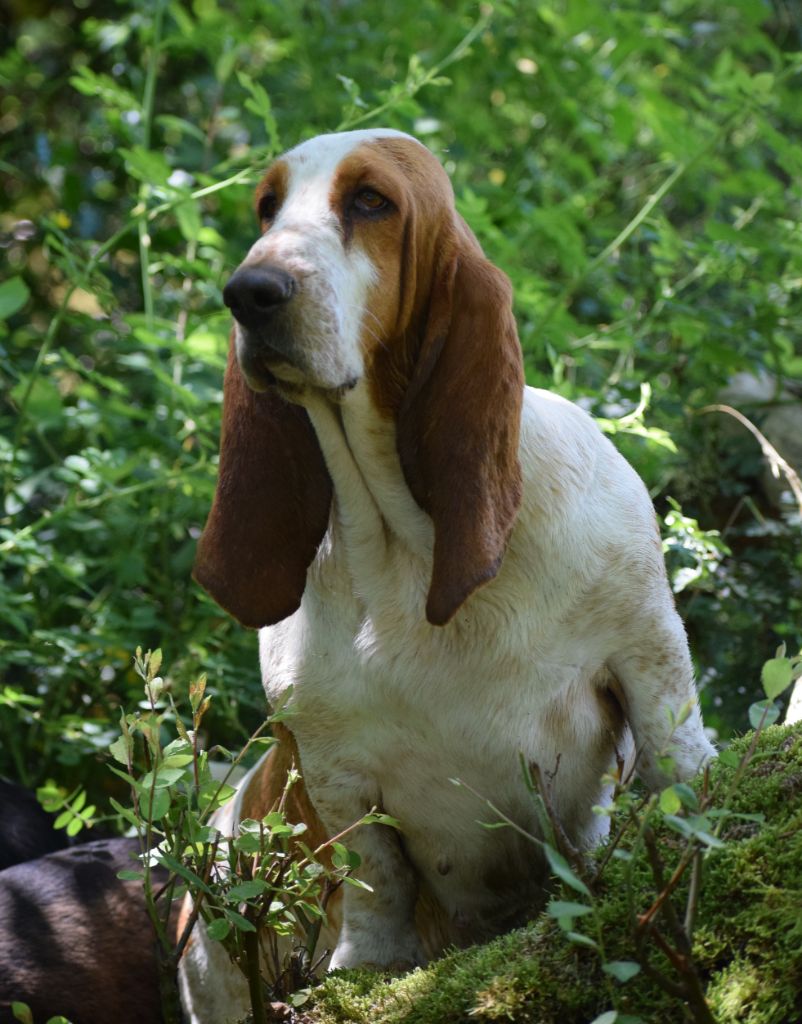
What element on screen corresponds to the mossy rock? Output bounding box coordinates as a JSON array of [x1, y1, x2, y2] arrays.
[[298, 725, 802, 1024]]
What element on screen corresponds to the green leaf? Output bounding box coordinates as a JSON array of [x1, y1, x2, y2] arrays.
[[361, 812, 402, 829], [157, 852, 212, 895], [225, 909, 256, 932], [341, 875, 374, 892], [163, 737, 193, 758], [603, 960, 642, 983], [0, 277, 30, 320], [120, 146, 171, 185], [226, 879, 268, 901], [289, 988, 312, 1008], [109, 796, 142, 830], [54, 809, 72, 829], [331, 842, 361, 871], [565, 930, 598, 949], [206, 916, 232, 941], [117, 869, 144, 881], [762, 658, 793, 701], [659, 786, 681, 815], [162, 752, 195, 768], [546, 900, 592, 919], [66, 816, 85, 837], [544, 845, 590, 897], [69, 66, 140, 112], [156, 113, 207, 142], [749, 700, 780, 730], [664, 814, 725, 849], [109, 734, 132, 765], [153, 766, 187, 788], [176, 199, 202, 241], [673, 783, 699, 810], [147, 787, 171, 821], [11, 1003, 33, 1024], [149, 648, 163, 676]]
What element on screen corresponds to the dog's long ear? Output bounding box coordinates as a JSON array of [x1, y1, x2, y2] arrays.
[[193, 338, 332, 628], [397, 222, 524, 626]]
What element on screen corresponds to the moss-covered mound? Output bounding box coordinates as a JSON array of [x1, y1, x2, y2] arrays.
[[304, 725, 802, 1024]]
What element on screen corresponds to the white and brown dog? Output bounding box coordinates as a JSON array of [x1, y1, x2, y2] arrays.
[[188, 128, 714, 1002]]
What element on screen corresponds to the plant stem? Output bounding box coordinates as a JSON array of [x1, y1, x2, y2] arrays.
[[137, 0, 165, 332], [244, 928, 268, 1024], [336, 9, 491, 131], [640, 827, 715, 1024]]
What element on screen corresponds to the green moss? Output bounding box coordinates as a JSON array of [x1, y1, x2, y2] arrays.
[[303, 725, 802, 1024]]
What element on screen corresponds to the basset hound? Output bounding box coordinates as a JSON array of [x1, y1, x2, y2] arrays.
[[189, 128, 715, 991]]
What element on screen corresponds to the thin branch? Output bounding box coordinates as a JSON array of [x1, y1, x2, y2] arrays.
[[684, 849, 704, 944], [529, 760, 587, 879], [698, 403, 802, 515], [336, 10, 491, 132]]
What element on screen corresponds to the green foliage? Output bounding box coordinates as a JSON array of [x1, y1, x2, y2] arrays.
[[11, 1003, 70, 1024], [111, 648, 384, 1021], [0, 1, 800, 807]]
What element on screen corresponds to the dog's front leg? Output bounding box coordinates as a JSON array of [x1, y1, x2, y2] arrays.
[[608, 605, 716, 790], [306, 770, 425, 972]]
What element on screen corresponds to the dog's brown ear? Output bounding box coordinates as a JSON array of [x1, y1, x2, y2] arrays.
[[193, 339, 332, 628], [397, 223, 524, 626]]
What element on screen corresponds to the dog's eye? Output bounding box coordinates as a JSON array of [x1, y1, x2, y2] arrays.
[[258, 193, 278, 222], [353, 188, 389, 214]]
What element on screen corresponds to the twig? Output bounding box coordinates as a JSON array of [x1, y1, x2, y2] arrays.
[[639, 827, 715, 1024], [684, 850, 703, 944], [634, 925, 687, 999], [529, 760, 587, 879], [591, 792, 651, 885], [698, 404, 802, 515], [335, 11, 491, 132]]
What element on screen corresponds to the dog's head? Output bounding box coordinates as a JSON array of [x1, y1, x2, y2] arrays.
[[194, 129, 524, 627]]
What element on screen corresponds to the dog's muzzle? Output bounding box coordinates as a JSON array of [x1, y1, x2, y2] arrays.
[[223, 265, 301, 388]]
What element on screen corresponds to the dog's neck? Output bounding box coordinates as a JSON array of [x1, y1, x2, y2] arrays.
[[303, 380, 433, 566]]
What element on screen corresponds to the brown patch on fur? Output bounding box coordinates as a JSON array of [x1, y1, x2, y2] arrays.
[[239, 723, 331, 858], [237, 724, 342, 936], [598, 672, 628, 736], [354, 138, 525, 626], [192, 336, 332, 628], [254, 160, 289, 227]]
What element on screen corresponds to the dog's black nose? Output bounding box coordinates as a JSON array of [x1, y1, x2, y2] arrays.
[[223, 266, 297, 329]]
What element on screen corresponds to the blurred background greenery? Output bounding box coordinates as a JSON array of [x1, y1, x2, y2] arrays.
[[1, 0, 800, 817]]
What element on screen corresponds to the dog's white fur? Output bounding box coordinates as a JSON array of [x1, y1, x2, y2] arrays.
[[187, 129, 715, 1007]]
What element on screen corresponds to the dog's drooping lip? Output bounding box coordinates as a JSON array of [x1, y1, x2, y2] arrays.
[[233, 322, 361, 399]]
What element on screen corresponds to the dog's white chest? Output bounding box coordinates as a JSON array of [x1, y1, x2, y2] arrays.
[[260, 570, 617, 934]]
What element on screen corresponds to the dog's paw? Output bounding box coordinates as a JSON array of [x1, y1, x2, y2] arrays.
[[638, 726, 717, 790], [328, 928, 426, 972]]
